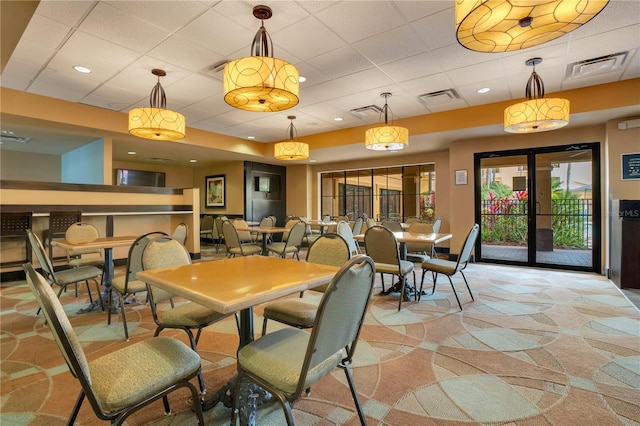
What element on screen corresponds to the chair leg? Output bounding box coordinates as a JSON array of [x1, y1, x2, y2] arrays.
[[261, 318, 269, 336], [184, 329, 206, 394], [67, 390, 86, 426], [447, 275, 463, 311], [119, 294, 130, 341], [379, 273, 386, 294], [340, 361, 367, 426], [397, 274, 405, 311], [460, 270, 474, 302], [107, 288, 113, 325]]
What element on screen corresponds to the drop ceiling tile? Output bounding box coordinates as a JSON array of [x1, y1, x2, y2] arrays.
[[106, 57, 190, 95], [78, 2, 171, 53], [424, 98, 469, 113], [22, 13, 72, 50], [379, 50, 443, 83], [566, 25, 640, 63], [177, 8, 255, 57], [456, 78, 512, 106], [315, 1, 406, 44], [410, 8, 457, 51], [562, 70, 625, 91], [397, 73, 455, 97], [394, 1, 452, 22], [54, 31, 140, 76], [305, 46, 373, 81], [621, 50, 640, 80], [105, 0, 208, 33], [431, 43, 495, 71], [9, 38, 56, 67], [147, 33, 223, 72], [35, 0, 96, 26], [354, 25, 428, 65], [79, 84, 147, 111], [276, 16, 347, 61], [1, 59, 41, 91], [447, 59, 505, 87], [568, 1, 640, 40], [28, 79, 95, 103]]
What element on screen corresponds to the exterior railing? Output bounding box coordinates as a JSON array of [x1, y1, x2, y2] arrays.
[[481, 198, 592, 249]]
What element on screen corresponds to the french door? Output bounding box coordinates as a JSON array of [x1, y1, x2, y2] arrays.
[[475, 143, 600, 272]]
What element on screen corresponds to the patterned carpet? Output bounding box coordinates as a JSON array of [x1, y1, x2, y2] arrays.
[[2, 246, 639, 425]]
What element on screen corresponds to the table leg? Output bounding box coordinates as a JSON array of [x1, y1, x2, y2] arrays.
[[261, 235, 268, 256], [77, 248, 117, 314]]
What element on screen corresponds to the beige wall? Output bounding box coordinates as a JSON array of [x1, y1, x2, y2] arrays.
[[193, 162, 245, 216], [0, 150, 60, 181], [286, 164, 311, 217]]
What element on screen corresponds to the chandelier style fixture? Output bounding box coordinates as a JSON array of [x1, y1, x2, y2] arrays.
[[455, 0, 609, 53], [223, 5, 299, 112], [274, 116, 309, 160], [128, 69, 185, 140], [365, 93, 408, 151], [504, 58, 570, 134]]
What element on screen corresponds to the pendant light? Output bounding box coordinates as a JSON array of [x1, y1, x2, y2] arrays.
[[456, 0, 609, 53], [365, 93, 408, 151], [128, 69, 185, 140], [274, 116, 309, 160], [504, 58, 570, 133], [223, 5, 299, 112]]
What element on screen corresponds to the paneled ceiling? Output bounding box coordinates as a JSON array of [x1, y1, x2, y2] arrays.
[[1, 0, 639, 166]]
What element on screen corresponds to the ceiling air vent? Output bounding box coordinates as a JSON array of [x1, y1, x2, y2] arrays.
[[349, 105, 383, 118], [203, 60, 229, 79], [419, 89, 459, 105], [567, 52, 628, 79], [146, 157, 172, 163], [0, 134, 31, 144]]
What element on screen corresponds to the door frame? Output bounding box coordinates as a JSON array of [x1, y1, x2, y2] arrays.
[[474, 142, 601, 273]]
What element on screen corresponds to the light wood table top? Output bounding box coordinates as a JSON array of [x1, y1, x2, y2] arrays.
[[354, 232, 452, 244], [53, 235, 137, 250], [136, 256, 339, 314]]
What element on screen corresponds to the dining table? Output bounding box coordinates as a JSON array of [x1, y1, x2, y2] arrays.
[[136, 255, 340, 423], [235, 226, 289, 256], [54, 235, 137, 312], [306, 219, 338, 235], [354, 231, 453, 297]]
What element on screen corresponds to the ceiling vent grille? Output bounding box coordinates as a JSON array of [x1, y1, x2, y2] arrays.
[[349, 105, 383, 118], [146, 157, 172, 163], [567, 52, 628, 79], [419, 89, 459, 105], [0, 135, 31, 144], [203, 60, 229, 79]]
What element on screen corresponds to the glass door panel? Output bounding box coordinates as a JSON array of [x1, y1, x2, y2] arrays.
[[479, 155, 529, 262]]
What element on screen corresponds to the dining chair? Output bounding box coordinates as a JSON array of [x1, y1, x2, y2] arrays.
[[0, 211, 33, 269], [381, 219, 403, 232], [222, 220, 262, 257], [26, 230, 103, 314], [108, 231, 169, 341], [199, 215, 214, 244], [233, 218, 253, 243], [45, 210, 82, 261], [231, 255, 375, 426], [64, 222, 104, 268], [419, 224, 480, 311], [261, 233, 351, 335], [142, 235, 239, 394], [351, 217, 364, 236], [280, 218, 300, 242], [172, 222, 188, 246], [253, 215, 274, 244], [23, 263, 205, 426], [214, 215, 227, 253], [336, 220, 360, 257], [364, 225, 416, 311], [267, 221, 306, 259]]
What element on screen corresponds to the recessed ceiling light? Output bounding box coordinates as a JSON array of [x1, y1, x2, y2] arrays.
[[1, 130, 15, 135], [334, 117, 343, 121], [127, 151, 136, 155], [298, 76, 306, 83], [247, 136, 255, 139], [189, 159, 197, 163], [477, 87, 491, 94], [309, 159, 316, 163], [73, 65, 91, 74]]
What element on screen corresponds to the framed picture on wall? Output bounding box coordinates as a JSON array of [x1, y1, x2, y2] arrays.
[[455, 169, 468, 185], [205, 175, 225, 208]]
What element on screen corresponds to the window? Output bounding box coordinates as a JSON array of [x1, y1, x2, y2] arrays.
[[320, 164, 435, 221]]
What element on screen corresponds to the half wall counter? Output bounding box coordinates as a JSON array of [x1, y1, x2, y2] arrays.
[[0, 180, 200, 275]]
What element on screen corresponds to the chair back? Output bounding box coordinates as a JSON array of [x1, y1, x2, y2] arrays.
[[366, 218, 377, 229], [405, 216, 419, 224], [297, 255, 375, 396], [351, 217, 364, 235], [233, 219, 252, 242], [306, 233, 351, 267], [455, 224, 480, 271], [281, 218, 299, 241], [322, 215, 331, 223], [432, 217, 442, 233], [142, 236, 191, 303], [214, 216, 227, 239], [200, 215, 213, 233], [122, 231, 169, 291], [364, 225, 400, 265], [284, 221, 306, 250], [336, 220, 359, 257], [65, 222, 101, 257], [172, 222, 188, 245], [26, 230, 57, 284], [23, 263, 99, 411], [407, 221, 432, 234], [222, 220, 241, 252], [259, 216, 273, 228], [381, 219, 403, 232]]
